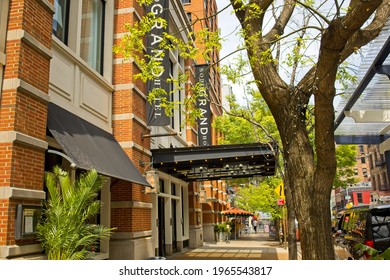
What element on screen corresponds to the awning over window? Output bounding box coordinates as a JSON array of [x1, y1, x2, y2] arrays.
[[47, 103, 150, 186], [151, 143, 277, 182]]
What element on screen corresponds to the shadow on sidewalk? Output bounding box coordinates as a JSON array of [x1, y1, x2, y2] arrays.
[[167, 232, 289, 260]]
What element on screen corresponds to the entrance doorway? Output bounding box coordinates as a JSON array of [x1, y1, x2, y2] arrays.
[[171, 200, 177, 252], [158, 197, 165, 257]]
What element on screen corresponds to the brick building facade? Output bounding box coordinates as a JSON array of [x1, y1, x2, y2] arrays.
[[0, 0, 228, 259]]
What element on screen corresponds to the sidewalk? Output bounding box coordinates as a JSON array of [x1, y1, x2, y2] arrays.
[[167, 232, 295, 260]]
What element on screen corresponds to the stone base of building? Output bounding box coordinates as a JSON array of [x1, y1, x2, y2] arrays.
[[109, 231, 154, 260], [202, 223, 216, 242], [0, 244, 43, 259], [189, 226, 203, 248]]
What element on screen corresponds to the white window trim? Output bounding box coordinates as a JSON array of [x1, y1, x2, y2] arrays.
[[0, 0, 10, 95], [57, 0, 113, 81]]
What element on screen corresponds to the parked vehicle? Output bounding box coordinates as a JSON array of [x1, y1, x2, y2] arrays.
[[333, 204, 390, 259]]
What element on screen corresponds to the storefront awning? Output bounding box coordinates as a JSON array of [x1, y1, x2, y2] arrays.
[[47, 103, 150, 186], [151, 143, 277, 182]]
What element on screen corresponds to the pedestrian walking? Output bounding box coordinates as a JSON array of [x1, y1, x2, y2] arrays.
[[252, 219, 258, 233]]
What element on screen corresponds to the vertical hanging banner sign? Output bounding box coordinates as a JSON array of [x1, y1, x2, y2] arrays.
[[146, 0, 170, 126], [196, 64, 211, 146]]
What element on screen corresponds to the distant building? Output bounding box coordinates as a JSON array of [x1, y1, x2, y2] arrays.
[[354, 145, 371, 183], [366, 144, 390, 203], [334, 184, 372, 212], [221, 84, 232, 113]]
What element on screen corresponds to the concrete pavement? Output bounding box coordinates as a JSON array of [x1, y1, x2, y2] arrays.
[[167, 231, 296, 260]]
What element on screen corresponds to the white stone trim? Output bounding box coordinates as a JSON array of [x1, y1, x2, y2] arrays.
[[0, 131, 48, 151], [7, 29, 52, 59], [111, 231, 153, 240], [118, 141, 152, 156], [114, 7, 135, 15], [38, 0, 55, 14], [111, 201, 152, 209], [3, 78, 50, 103], [0, 244, 42, 259], [0, 52, 5, 65], [112, 113, 134, 121], [113, 57, 134, 64], [112, 112, 148, 128], [113, 83, 134, 91], [0, 187, 46, 200]]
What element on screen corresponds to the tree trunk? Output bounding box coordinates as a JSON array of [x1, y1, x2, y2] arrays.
[[285, 177, 298, 260], [278, 107, 336, 259], [231, 0, 390, 260]]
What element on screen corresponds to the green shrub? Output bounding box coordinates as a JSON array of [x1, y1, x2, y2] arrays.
[[36, 167, 115, 260], [214, 222, 231, 233]]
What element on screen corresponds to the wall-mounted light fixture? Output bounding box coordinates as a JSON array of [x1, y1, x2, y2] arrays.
[[144, 170, 159, 194]]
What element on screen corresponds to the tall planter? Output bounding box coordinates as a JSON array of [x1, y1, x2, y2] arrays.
[[214, 223, 231, 242]]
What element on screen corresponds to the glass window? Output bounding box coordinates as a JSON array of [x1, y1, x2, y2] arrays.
[[159, 179, 165, 193], [357, 193, 363, 203], [80, 0, 105, 74], [52, 0, 70, 44], [186, 12, 192, 23], [171, 183, 176, 196]]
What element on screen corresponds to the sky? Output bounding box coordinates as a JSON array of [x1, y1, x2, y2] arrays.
[[215, 0, 251, 105], [214, 1, 365, 108]]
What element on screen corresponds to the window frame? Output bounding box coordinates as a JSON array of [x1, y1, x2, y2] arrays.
[[52, 0, 111, 78], [80, 0, 106, 74], [52, 0, 70, 44], [0, 0, 10, 96]]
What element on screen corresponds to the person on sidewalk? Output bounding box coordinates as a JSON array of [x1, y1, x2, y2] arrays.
[[252, 219, 258, 233]]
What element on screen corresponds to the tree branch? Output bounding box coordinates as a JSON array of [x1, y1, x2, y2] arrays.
[[339, 0, 390, 63], [297, 0, 389, 94], [296, 0, 331, 25], [264, 0, 297, 42], [225, 109, 282, 155]]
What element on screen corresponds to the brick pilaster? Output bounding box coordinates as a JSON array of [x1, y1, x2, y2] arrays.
[[0, 0, 53, 255]]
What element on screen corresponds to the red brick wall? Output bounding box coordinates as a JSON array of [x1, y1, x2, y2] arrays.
[[111, 207, 151, 232], [111, 1, 151, 234], [0, 0, 52, 247], [0, 199, 10, 245], [0, 199, 42, 246]]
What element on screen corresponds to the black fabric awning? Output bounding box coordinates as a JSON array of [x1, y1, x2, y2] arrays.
[[47, 103, 150, 186], [151, 143, 277, 182]]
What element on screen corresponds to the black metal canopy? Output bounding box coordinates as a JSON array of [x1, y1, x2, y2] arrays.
[[334, 22, 390, 144], [151, 143, 277, 182], [47, 103, 151, 186]]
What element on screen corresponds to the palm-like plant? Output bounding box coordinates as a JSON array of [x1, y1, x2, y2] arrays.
[[36, 166, 115, 260]]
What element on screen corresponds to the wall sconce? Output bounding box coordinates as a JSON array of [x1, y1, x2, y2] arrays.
[[145, 170, 159, 193]]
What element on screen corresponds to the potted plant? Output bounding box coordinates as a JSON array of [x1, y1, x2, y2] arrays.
[[36, 167, 115, 260]]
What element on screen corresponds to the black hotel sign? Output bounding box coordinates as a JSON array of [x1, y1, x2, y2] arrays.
[[146, 0, 170, 126], [195, 64, 211, 146]]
